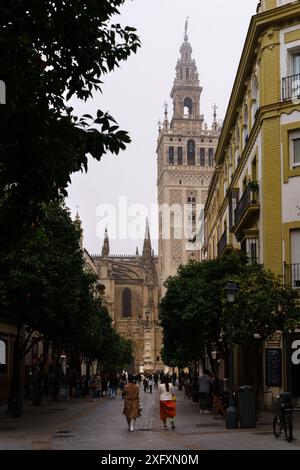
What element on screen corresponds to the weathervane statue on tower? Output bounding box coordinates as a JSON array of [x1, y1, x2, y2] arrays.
[[184, 17, 189, 41]]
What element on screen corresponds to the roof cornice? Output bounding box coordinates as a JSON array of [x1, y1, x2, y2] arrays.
[[215, 2, 300, 167]]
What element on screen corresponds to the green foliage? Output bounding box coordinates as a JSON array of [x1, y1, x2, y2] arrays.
[[227, 264, 300, 344], [160, 254, 300, 368], [0, 202, 129, 366], [0, 0, 140, 244], [160, 254, 246, 367]]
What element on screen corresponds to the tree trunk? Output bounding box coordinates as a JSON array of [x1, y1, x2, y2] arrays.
[[7, 324, 23, 417], [52, 348, 62, 401], [32, 343, 49, 406]]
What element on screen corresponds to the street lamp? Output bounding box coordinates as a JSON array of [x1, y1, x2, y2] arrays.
[[224, 281, 239, 429], [138, 307, 159, 330]]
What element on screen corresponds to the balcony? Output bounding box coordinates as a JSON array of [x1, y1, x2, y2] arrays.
[[217, 230, 227, 258], [284, 263, 300, 290], [233, 182, 260, 241], [217, 230, 234, 258], [282, 74, 300, 101]]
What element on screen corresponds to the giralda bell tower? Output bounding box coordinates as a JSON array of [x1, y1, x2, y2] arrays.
[[157, 19, 221, 295]]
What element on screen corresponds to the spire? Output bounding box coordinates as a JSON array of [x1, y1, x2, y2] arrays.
[[136, 246, 139, 256], [142, 218, 152, 259], [74, 208, 83, 248], [171, 19, 202, 121], [163, 102, 169, 131], [101, 228, 110, 258], [212, 104, 218, 132]]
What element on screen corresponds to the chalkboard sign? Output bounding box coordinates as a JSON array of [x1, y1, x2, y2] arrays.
[[266, 348, 282, 387]]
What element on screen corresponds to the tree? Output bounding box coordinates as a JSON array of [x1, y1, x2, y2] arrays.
[[0, 0, 140, 245], [160, 255, 300, 374], [0, 202, 102, 410], [226, 264, 300, 345], [159, 254, 246, 370]]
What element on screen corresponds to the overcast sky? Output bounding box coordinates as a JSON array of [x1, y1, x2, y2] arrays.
[[66, 0, 258, 256]]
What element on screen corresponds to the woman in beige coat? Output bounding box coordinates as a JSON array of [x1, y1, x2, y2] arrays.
[[123, 375, 141, 432]]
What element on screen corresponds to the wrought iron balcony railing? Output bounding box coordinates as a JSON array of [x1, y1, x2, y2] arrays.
[[217, 230, 227, 258], [282, 74, 300, 101], [284, 263, 300, 289], [234, 182, 259, 229]]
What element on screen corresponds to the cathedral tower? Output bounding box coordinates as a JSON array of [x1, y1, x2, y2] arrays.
[[157, 20, 221, 294]]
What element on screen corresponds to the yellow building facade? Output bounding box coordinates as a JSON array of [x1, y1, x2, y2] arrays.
[[204, 0, 300, 403]]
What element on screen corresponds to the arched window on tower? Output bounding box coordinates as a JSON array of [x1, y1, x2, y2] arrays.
[[169, 147, 174, 165], [200, 148, 205, 167], [177, 147, 183, 166], [208, 148, 214, 166], [183, 97, 193, 118], [187, 139, 196, 165], [122, 288, 132, 318], [187, 197, 197, 234]]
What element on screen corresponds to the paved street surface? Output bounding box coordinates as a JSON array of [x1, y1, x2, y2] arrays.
[[0, 388, 300, 450]]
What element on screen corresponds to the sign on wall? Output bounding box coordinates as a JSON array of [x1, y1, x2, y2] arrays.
[[266, 348, 282, 387]]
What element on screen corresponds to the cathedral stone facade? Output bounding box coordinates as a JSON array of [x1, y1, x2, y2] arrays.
[[157, 22, 221, 294], [84, 222, 163, 373]]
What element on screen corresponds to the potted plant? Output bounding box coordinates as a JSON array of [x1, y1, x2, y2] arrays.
[[248, 181, 259, 203]]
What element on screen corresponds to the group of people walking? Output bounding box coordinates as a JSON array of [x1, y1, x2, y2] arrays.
[[87, 373, 120, 401], [123, 374, 177, 432], [118, 369, 224, 433]]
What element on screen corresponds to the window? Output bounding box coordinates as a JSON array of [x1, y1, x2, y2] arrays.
[[169, 147, 174, 165], [122, 289, 132, 318], [200, 148, 205, 166], [291, 229, 300, 288], [0, 340, 7, 373], [252, 75, 259, 122], [243, 103, 249, 144], [292, 52, 300, 75], [229, 189, 239, 230], [177, 147, 183, 166], [184, 97, 193, 117], [187, 139, 196, 165], [290, 131, 300, 167], [252, 156, 258, 181], [187, 197, 197, 233], [208, 148, 214, 166], [241, 238, 259, 264]]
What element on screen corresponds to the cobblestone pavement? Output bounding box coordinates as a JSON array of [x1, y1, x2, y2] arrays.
[[0, 389, 300, 450]]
